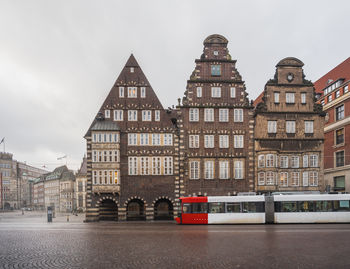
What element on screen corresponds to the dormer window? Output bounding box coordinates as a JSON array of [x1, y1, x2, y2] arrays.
[[130, 67, 134, 73], [211, 65, 221, 76]]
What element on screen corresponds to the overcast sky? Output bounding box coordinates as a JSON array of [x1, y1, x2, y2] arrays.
[[0, 0, 349, 171]]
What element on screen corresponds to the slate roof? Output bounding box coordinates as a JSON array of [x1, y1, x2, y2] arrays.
[[90, 120, 120, 131]]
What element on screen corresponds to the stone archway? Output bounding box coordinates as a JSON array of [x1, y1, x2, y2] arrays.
[[98, 199, 118, 221], [126, 199, 146, 221], [154, 198, 173, 220]]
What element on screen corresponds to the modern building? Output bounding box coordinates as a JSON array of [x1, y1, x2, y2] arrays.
[[85, 54, 177, 221], [314, 57, 350, 192], [75, 156, 87, 212], [254, 57, 325, 193], [177, 34, 255, 201]]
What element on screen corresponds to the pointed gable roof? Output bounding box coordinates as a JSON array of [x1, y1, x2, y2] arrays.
[[85, 54, 167, 137]]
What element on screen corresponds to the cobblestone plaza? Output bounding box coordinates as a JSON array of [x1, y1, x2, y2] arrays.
[[0, 212, 350, 268]]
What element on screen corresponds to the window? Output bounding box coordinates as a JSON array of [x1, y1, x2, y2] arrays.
[[345, 85, 349, 93], [152, 134, 161, 145], [204, 161, 214, 179], [336, 105, 344, 121], [234, 135, 244, 148], [190, 161, 200, 179], [128, 110, 137, 121], [219, 135, 229, 148], [334, 176, 345, 191], [280, 172, 288, 187], [336, 151, 345, 167], [280, 156, 288, 168], [258, 172, 265, 185], [211, 87, 221, 98], [164, 157, 173, 175], [105, 110, 110, 118], [303, 155, 308, 168], [163, 134, 173, 145], [305, 121, 314, 134], [140, 133, 149, 145], [328, 95, 333, 102], [140, 157, 149, 175], [213, 51, 219, 56], [130, 67, 134, 73], [211, 65, 221, 76], [286, 92, 295, 103], [291, 156, 299, 168], [310, 155, 318, 167], [114, 110, 123, 121], [219, 161, 229, 179], [197, 87, 202, 97], [219, 109, 229, 122], [128, 87, 137, 98], [128, 157, 138, 175], [234, 161, 243, 179], [301, 93, 306, 104], [302, 172, 309, 186], [128, 133, 137, 145], [204, 135, 214, 148], [140, 87, 146, 98], [119, 87, 124, 97], [266, 171, 275, 185], [274, 92, 280, 103], [266, 154, 275, 167], [286, 121, 295, 133], [268, 121, 277, 133], [258, 155, 265, 168], [142, 110, 152, 121], [309, 172, 318, 186], [204, 108, 214, 122], [336, 90, 340, 98], [189, 135, 199, 148], [155, 110, 160, 121], [291, 172, 300, 186], [336, 128, 344, 145], [234, 109, 243, 122], [230, 87, 236, 98], [189, 108, 199, 122]]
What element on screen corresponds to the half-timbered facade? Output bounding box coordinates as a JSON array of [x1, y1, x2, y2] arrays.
[[85, 55, 177, 221], [254, 57, 325, 193], [176, 34, 255, 201]]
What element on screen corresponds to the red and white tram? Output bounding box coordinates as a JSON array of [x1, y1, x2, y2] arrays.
[[175, 194, 350, 224]]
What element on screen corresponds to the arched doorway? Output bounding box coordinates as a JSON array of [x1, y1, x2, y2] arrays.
[[154, 199, 173, 220], [99, 199, 118, 221], [4, 202, 10, 210], [127, 199, 146, 221]]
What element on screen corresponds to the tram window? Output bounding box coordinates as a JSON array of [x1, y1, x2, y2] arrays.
[[182, 203, 191, 213], [209, 202, 225, 213], [281, 202, 297, 212], [192, 203, 208, 213], [226, 203, 240, 213], [242, 202, 265, 213], [333, 200, 350, 212], [298, 201, 315, 212], [315, 201, 333, 212]]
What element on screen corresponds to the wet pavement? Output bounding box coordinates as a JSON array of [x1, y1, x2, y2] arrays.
[[1, 212, 350, 268]]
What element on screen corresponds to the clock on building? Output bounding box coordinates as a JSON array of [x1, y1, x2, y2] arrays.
[[287, 73, 294, 82]]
